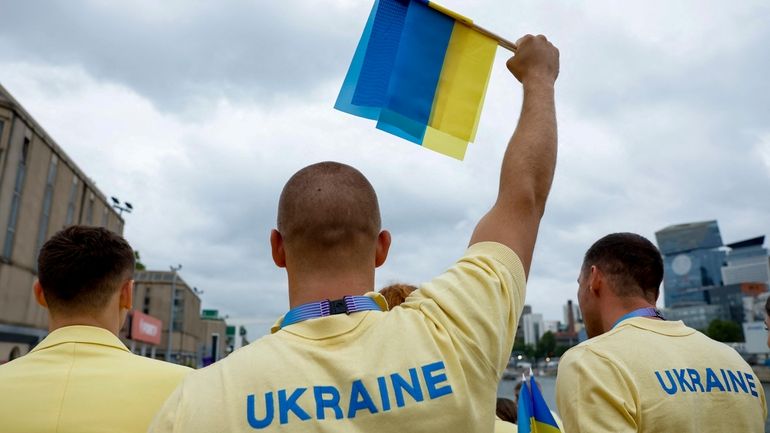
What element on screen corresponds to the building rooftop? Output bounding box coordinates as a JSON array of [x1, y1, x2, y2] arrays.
[[655, 220, 723, 255]]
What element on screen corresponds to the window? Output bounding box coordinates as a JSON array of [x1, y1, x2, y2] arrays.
[[0, 120, 5, 177], [85, 193, 94, 225], [64, 177, 79, 226], [143, 287, 151, 314], [101, 207, 109, 228], [34, 155, 58, 267], [3, 137, 30, 259]]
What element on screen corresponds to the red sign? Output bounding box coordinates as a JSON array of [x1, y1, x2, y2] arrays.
[[129, 311, 163, 345]]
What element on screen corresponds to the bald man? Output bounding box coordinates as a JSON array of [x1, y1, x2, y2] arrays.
[[149, 34, 559, 433]]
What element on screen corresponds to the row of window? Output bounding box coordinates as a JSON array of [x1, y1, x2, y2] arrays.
[[0, 118, 115, 265]]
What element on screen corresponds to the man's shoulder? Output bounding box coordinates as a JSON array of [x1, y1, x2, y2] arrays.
[[120, 353, 193, 379]]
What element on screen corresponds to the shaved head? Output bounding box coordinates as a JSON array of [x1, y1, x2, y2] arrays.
[[277, 162, 381, 269]]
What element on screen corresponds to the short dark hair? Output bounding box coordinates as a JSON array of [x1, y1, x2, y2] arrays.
[[277, 162, 381, 267], [582, 232, 663, 301], [496, 397, 517, 424], [764, 296, 770, 316], [38, 226, 135, 313]]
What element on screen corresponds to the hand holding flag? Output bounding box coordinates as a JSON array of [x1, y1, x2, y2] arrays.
[[335, 0, 518, 160]]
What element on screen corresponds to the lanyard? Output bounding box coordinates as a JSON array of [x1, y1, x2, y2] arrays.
[[279, 296, 383, 330], [611, 307, 665, 330]]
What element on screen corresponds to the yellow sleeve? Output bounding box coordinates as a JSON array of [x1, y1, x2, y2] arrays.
[[404, 241, 526, 374], [556, 347, 638, 433], [147, 384, 184, 433]]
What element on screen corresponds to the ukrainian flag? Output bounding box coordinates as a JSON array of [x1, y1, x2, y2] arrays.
[[518, 374, 561, 433], [335, 0, 498, 160]]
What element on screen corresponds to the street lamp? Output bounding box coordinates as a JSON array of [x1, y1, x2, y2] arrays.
[[166, 264, 182, 362], [111, 196, 133, 216]]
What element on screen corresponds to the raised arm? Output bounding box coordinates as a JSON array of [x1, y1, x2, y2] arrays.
[[469, 34, 559, 276]]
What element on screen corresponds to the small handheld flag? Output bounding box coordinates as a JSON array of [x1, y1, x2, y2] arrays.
[[517, 373, 561, 433], [335, 0, 515, 160]]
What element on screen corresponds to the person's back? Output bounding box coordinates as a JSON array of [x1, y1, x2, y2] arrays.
[[559, 318, 764, 432], [557, 233, 766, 432], [0, 226, 190, 433], [0, 326, 189, 432], [150, 34, 560, 432], [152, 242, 525, 432]]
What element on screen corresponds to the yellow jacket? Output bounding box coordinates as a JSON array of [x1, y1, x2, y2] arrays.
[[0, 325, 191, 433]]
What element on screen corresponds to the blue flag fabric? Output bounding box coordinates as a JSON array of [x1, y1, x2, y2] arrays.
[[518, 374, 561, 433]]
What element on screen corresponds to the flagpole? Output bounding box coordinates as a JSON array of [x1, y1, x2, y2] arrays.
[[426, 1, 518, 53], [470, 23, 518, 53]]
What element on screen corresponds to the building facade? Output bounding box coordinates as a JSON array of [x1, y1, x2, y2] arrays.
[[0, 84, 124, 362], [655, 221, 725, 308], [522, 312, 544, 346]]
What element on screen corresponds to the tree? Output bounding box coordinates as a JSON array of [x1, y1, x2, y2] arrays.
[[134, 251, 146, 271], [706, 319, 744, 343], [536, 331, 556, 358]]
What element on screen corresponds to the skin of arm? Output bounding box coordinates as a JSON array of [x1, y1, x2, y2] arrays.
[[470, 34, 560, 277]]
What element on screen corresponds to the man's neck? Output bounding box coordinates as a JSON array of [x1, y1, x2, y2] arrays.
[[601, 298, 660, 334], [48, 314, 120, 336], [287, 270, 375, 308]]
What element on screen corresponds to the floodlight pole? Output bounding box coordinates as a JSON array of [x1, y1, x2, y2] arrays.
[[166, 264, 182, 362]]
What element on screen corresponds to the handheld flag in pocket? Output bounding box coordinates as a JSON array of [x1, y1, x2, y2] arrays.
[[517, 373, 561, 433], [335, 0, 510, 160]]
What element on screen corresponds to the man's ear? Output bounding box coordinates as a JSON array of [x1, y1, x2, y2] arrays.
[[588, 265, 602, 296], [33, 280, 48, 309], [271, 229, 287, 268], [375, 230, 391, 268], [119, 279, 134, 310]]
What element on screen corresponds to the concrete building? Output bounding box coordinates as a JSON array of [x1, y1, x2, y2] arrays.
[[0, 84, 124, 362], [722, 236, 770, 287], [522, 313, 544, 346], [130, 270, 205, 367], [200, 309, 228, 366], [655, 221, 726, 308]]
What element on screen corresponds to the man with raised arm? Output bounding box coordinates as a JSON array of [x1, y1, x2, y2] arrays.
[[557, 233, 767, 432], [149, 34, 559, 433], [0, 226, 191, 433]]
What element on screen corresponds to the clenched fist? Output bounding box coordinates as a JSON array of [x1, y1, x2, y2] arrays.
[[506, 35, 560, 86]]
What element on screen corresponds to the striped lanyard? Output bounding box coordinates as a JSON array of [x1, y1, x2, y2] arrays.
[[279, 296, 383, 330], [611, 307, 665, 330]]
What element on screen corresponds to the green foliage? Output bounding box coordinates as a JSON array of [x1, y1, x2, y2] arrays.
[[706, 319, 744, 343], [134, 251, 146, 271], [535, 331, 556, 358]]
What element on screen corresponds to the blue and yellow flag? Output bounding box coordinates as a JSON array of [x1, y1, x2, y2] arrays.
[[518, 374, 561, 433], [335, 0, 497, 160]]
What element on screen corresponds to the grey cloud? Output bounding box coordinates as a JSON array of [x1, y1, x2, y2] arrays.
[[0, 1, 368, 111]]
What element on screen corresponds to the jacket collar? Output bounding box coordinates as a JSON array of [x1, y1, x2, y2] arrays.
[[30, 325, 130, 353]]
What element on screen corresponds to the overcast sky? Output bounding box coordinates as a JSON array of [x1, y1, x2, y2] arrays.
[[2, 0, 769, 338]]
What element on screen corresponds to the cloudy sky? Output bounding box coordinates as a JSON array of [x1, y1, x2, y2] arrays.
[[2, 0, 769, 337]]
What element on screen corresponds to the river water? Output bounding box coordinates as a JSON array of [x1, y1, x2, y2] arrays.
[[498, 377, 770, 432]]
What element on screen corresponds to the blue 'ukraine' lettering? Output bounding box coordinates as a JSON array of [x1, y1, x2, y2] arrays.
[[728, 370, 749, 394], [243, 360, 454, 428], [687, 369, 705, 392], [655, 371, 678, 395], [746, 373, 759, 397], [391, 368, 424, 408], [377, 376, 391, 412], [705, 368, 725, 392], [314, 386, 343, 420], [654, 368, 759, 399], [721, 369, 732, 392], [675, 369, 696, 392], [246, 392, 274, 429], [278, 388, 311, 425], [422, 361, 453, 399], [347, 379, 379, 418]]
